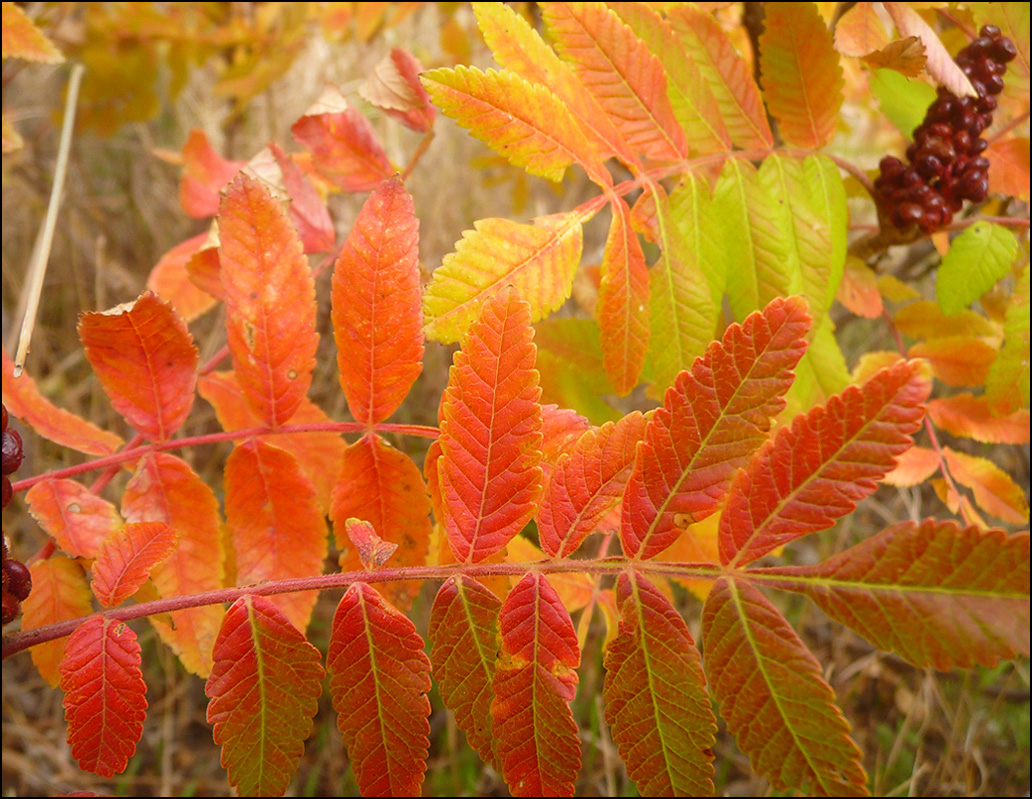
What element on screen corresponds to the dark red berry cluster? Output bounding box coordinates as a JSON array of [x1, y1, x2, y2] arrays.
[[875, 26, 1017, 234], [3, 404, 32, 626]]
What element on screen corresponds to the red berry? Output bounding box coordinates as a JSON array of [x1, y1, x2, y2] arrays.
[[2, 429, 23, 476], [4, 559, 32, 601]]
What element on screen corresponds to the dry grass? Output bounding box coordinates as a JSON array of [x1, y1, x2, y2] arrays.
[[2, 4, 1029, 797]]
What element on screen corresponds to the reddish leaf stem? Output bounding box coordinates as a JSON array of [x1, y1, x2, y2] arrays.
[[1, 557, 723, 659]]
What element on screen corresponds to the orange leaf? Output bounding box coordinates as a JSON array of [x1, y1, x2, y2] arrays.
[[884, 2, 976, 97], [224, 439, 328, 631], [667, 5, 773, 149], [269, 142, 335, 254], [862, 37, 927, 77], [197, 371, 346, 514], [218, 173, 318, 427], [437, 288, 543, 563], [834, 2, 891, 57], [146, 233, 219, 322], [538, 411, 647, 558], [330, 435, 431, 610], [26, 478, 122, 559], [943, 447, 1029, 524], [603, 572, 716, 796], [837, 256, 883, 319], [178, 129, 245, 218], [79, 291, 198, 441], [428, 575, 503, 770], [92, 522, 178, 607], [22, 556, 93, 688], [894, 300, 996, 340], [759, 2, 844, 149], [360, 47, 436, 133], [909, 336, 997, 387], [327, 582, 432, 796], [206, 595, 324, 797], [122, 453, 224, 677], [60, 617, 148, 778], [291, 91, 393, 193], [597, 195, 650, 395], [622, 296, 810, 560], [343, 518, 398, 570], [1, 3, 63, 63], [702, 577, 867, 795], [927, 393, 1030, 444], [333, 175, 424, 426], [491, 572, 581, 796], [542, 1, 686, 162], [720, 360, 931, 567], [882, 445, 940, 487], [986, 137, 1031, 200], [186, 242, 224, 304], [2, 349, 123, 456]]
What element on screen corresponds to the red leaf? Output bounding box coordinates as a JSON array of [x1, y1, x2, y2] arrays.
[[333, 175, 424, 426], [759, 3, 844, 149], [667, 5, 773, 149], [60, 617, 148, 778], [197, 371, 346, 513], [2, 349, 123, 456], [22, 556, 93, 688], [360, 47, 436, 133], [206, 595, 324, 797], [428, 576, 503, 769], [491, 572, 581, 797], [79, 291, 198, 441], [91, 522, 178, 607], [760, 520, 1030, 669], [538, 411, 647, 558], [218, 173, 318, 427], [225, 439, 328, 631], [26, 478, 122, 559], [291, 91, 394, 192], [122, 453, 224, 677], [542, 1, 686, 162], [146, 233, 219, 322], [540, 404, 592, 483], [598, 195, 650, 395], [437, 288, 543, 563], [702, 578, 868, 795], [327, 582, 432, 796], [603, 572, 716, 796], [269, 142, 335, 254], [621, 296, 811, 560], [719, 360, 931, 567], [330, 435, 431, 610], [178, 129, 245, 218]]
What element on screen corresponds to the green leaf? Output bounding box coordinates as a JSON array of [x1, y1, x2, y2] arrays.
[[869, 68, 936, 137], [936, 222, 1020, 315], [986, 262, 1031, 413]]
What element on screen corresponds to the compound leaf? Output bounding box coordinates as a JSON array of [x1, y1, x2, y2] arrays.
[[703, 577, 867, 795], [720, 360, 931, 567], [603, 572, 716, 796], [60, 617, 148, 778], [429, 575, 503, 770], [622, 296, 810, 560], [225, 439, 328, 632], [79, 291, 198, 441], [205, 595, 324, 797], [492, 572, 581, 797], [759, 519, 1030, 670], [327, 582, 432, 796], [218, 173, 318, 427], [437, 288, 543, 563]]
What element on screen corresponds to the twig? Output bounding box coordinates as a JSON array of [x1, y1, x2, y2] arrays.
[[12, 63, 85, 377]]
